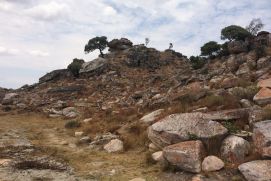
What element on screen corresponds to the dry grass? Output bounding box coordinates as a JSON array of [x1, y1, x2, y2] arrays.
[[231, 85, 259, 100]]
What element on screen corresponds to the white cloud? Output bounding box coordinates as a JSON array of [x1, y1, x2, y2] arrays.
[[28, 50, 49, 57], [0, 0, 271, 88], [0, 46, 19, 56], [24, 1, 70, 21]]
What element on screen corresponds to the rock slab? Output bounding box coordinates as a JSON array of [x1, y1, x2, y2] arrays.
[[201, 156, 224, 172], [163, 140, 206, 173]]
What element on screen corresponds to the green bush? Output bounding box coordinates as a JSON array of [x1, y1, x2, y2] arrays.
[[189, 56, 206, 69], [200, 41, 221, 57], [67, 58, 85, 77], [65, 120, 81, 129], [221, 25, 251, 41]]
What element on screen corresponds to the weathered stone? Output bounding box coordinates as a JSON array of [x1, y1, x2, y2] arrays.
[[129, 178, 146, 181], [79, 57, 108, 75], [258, 78, 271, 88], [78, 136, 91, 144], [62, 107, 78, 118], [201, 156, 224, 172], [148, 143, 160, 152], [163, 140, 206, 173], [74, 131, 84, 137], [228, 40, 248, 54], [253, 120, 271, 158], [103, 139, 124, 153], [220, 135, 250, 163], [240, 99, 252, 108], [148, 112, 228, 153], [253, 87, 271, 105], [140, 109, 164, 125], [151, 151, 164, 162], [108, 38, 133, 51], [2, 93, 19, 105], [257, 56, 271, 70], [238, 160, 271, 181], [203, 108, 249, 121], [89, 133, 119, 149], [39, 69, 72, 83], [236, 63, 250, 77]]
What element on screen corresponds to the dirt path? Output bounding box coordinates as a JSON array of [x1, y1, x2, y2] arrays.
[[0, 113, 160, 181]]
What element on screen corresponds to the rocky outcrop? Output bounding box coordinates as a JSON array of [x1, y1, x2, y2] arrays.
[[257, 56, 271, 69], [253, 120, 271, 158], [39, 69, 72, 83], [220, 135, 250, 163], [79, 57, 108, 75], [163, 140, 206, 173], [238, 160, 271, 181], [148, 112, 228, 153], [108, 38, 133, 52], [2, 93, 19, 105], [228, 41, 248, 54], [201, 156, 224, 172], [253, 87, 271, 105], [47, 85, 85, 94]]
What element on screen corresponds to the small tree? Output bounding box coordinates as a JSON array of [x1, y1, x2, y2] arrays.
[[84, 36, 108, 58], [200, 41, 221, 57], [145, 38, 150, 46], [67, 58, 85, 77], [221, 25, 251, 41], [246, 18, 264, 35]]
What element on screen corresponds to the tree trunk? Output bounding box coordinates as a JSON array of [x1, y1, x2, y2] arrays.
[[99, 48, 104, 58]]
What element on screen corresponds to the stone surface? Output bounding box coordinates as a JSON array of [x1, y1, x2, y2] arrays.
[[228, 40, 248, 54], [220, 135, 250, 163], [39, 69, 72, 83], [140, 109, 164, 125], [62, 107, 78, 118], [108, 38, 133, 51], [238, 160, 271, 181], [47, 85, 84, 94], [201, 156, 224, 172], [151, 151, 164, 162], [253, 87, 271, 105], [258, 78, 271, 88], [148, 112, 228, 152], [2, 93, 18, 105], [163, 140, 206, 173], [257, 56, 271, 70], [253, 120, 271, 157], [129, 178, 146, 181], [79, 57, 107, 74], [103, 139, 124, 153], [74, 131, 84, 137]]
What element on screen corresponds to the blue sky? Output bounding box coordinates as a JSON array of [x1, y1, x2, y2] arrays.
[[0, 0, 271, 88]]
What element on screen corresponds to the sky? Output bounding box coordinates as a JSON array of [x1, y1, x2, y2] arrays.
[[0, 0, 271, 88]]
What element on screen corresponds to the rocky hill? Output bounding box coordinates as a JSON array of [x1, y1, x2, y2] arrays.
[[0, 32, 271, 180]]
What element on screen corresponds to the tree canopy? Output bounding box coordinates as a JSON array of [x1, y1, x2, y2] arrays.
[[221, 25, 251, 41], [67, 58, 85, 77], [84, 36, 108, 58], [200, 41, 221, 56]]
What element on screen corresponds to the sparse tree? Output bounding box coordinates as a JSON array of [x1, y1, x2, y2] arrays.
[[169, 43, 173, 50], [246, 18, 264, 35], [67, 58, 85, 77], [221, 25, 251, 41], [84, 36, 108, 58], [145, 38, 150, 46], [200, 41, 221, 57]]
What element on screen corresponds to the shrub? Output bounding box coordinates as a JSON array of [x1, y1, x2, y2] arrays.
[[231, 85, 259, 100], [65, 120, 81, 129], [222, 121, 239, 133], [200, 41, 221, 57], [189, 56, 206, 69], [67, 58, 85, 77], [221, 25, 251, 41]]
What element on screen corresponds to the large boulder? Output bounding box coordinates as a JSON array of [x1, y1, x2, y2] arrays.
[[108, 38, 133, 52], [2, 93, 19, 105], [238, 160, 271, 181], [258, 78, 271, 88], [253, 120, 271, 158], [62, 107, 78, 118], [257, 56, 271, 70], [39, 69, 72, 83], [228, 40, 248, 54], [253, 87, 271, 105], [163, 140, 206, 173], [220, 135, 250, 163], [79, 57, 108, 75], [148, 112, 228, 153]]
